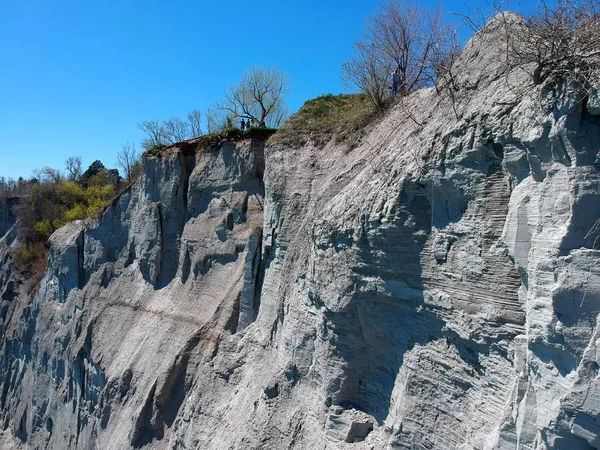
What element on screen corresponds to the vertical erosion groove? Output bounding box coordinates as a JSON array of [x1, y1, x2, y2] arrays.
[[77, 230, 85, 290]]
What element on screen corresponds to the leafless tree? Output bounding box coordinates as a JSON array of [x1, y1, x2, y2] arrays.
[[138, 120, 167, 150], [0, 177, 12, 199], [342, 0, 452, 110], [163, 117, 191, 144], [342, 43, 391, 111], [456, 0, 600, 93], [217, 65, 291, 128], [426, 28, 464, 119], [506, 0, 600, 90], [117, 143, 141, 182], [34, 166, 63, 184], [187, 109, 203, 137], [65, 156, 83, 181], [205, 105, 234, 133], [453, 1, 505, 33]]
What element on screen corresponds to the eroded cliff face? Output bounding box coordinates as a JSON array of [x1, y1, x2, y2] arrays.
[[0, 199, 16, 240], [1, 16, 600, 450]]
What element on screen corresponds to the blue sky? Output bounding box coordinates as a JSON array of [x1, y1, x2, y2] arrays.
[[0, 0, 487, 179]]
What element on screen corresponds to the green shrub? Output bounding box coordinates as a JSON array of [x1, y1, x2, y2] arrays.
[[11, 242, 48, 275], [12, 165, 120, 291], [16, 180, 117, 242]]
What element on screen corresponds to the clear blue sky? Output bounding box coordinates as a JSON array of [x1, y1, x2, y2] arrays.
[[0, 0, 486, 180]]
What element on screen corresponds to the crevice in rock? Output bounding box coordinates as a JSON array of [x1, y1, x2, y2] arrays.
[[77, 230, 85, 289], [45, 417, 53, 434], [177, 152, 192, 212], [487, 139, 504, 176], [154, 340, 197, 428], [156, 152, 195, 288], [225, 292, 241, 334], [196, 252, 239, 278], [16, 406, 27, 441], [132, 335, 201, 446], [557, 134, 573, 166], [240, 193, 248, 223], [131, 381, 157, 448], [251, 228, 264, 319], [125, 241, 136, 268], [180, 247, 191, 284], [237, 227, 263, 331]]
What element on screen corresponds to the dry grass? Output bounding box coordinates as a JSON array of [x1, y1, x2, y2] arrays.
[[272, 93, 379, 148], [143, 127, 277, 157]]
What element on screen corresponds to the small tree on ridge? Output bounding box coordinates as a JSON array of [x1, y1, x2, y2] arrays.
[[217, 65, 291, 128]]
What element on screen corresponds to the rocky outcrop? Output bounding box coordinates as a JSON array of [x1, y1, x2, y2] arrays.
[[0, 139, 267, 449], [0, 14, 599, 450]]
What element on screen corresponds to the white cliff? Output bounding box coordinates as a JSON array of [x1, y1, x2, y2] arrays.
[[0, 16, 599, 450]]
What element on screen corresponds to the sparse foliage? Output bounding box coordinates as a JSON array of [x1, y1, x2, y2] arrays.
[[217, 65, 291, 128], [205, 106, 234, 134], [187, 109, 203, 137], [36, 166, 64, 184], [163, 117, 191, 144], [139, 111, 208, 149], [138, 120, 167, 151], [116, 143, 141, 182], [137, 68, 290, 144], [65, 156, 83, 181], [507, 0, 600, 90], [458, 0, 600, 93], [0, 177, 19, 199], [342, 0, 453, 110], [342, 44, 391, 111]]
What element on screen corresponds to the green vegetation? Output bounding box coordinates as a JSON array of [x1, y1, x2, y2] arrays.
[[143, 126, 279, 157], [11, 242, 48, 286], [8, 159, 123, 279], [272, 93, 378, 148], [16, 180, 116, 243]]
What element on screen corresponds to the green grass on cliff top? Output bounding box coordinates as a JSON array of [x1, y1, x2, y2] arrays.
[[273, 93, 376, 148]]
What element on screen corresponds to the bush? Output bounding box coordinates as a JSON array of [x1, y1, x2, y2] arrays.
[[11, 160, 122, 292], [11, 242, 48, 276], [14, 180, 116, 243]]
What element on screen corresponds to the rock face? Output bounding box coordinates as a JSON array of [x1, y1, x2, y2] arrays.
[[1, 16, 600, 450], [0, 199, 17, 240]]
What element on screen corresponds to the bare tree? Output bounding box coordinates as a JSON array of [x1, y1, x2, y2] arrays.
[[163, 117, 191, 144], [506, 0, 600, 89], [65, 156, 83, 181], [117, 143, 141, 182], [138, 120, 167, 151], [342, 0, 452, 110], [187, 109, 203, 137], [34, 166, 63, 184], [0, 177, 10, 199], [205, 105, 234, 133], [217, 65, 291, 128], [456, 0, 600, 92], [426, 28, 463, 119], [342, 43, 391, 111]]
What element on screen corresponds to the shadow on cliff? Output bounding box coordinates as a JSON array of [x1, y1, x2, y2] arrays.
[[326, 186, 497, 424], [325, 192, 429, 423]]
